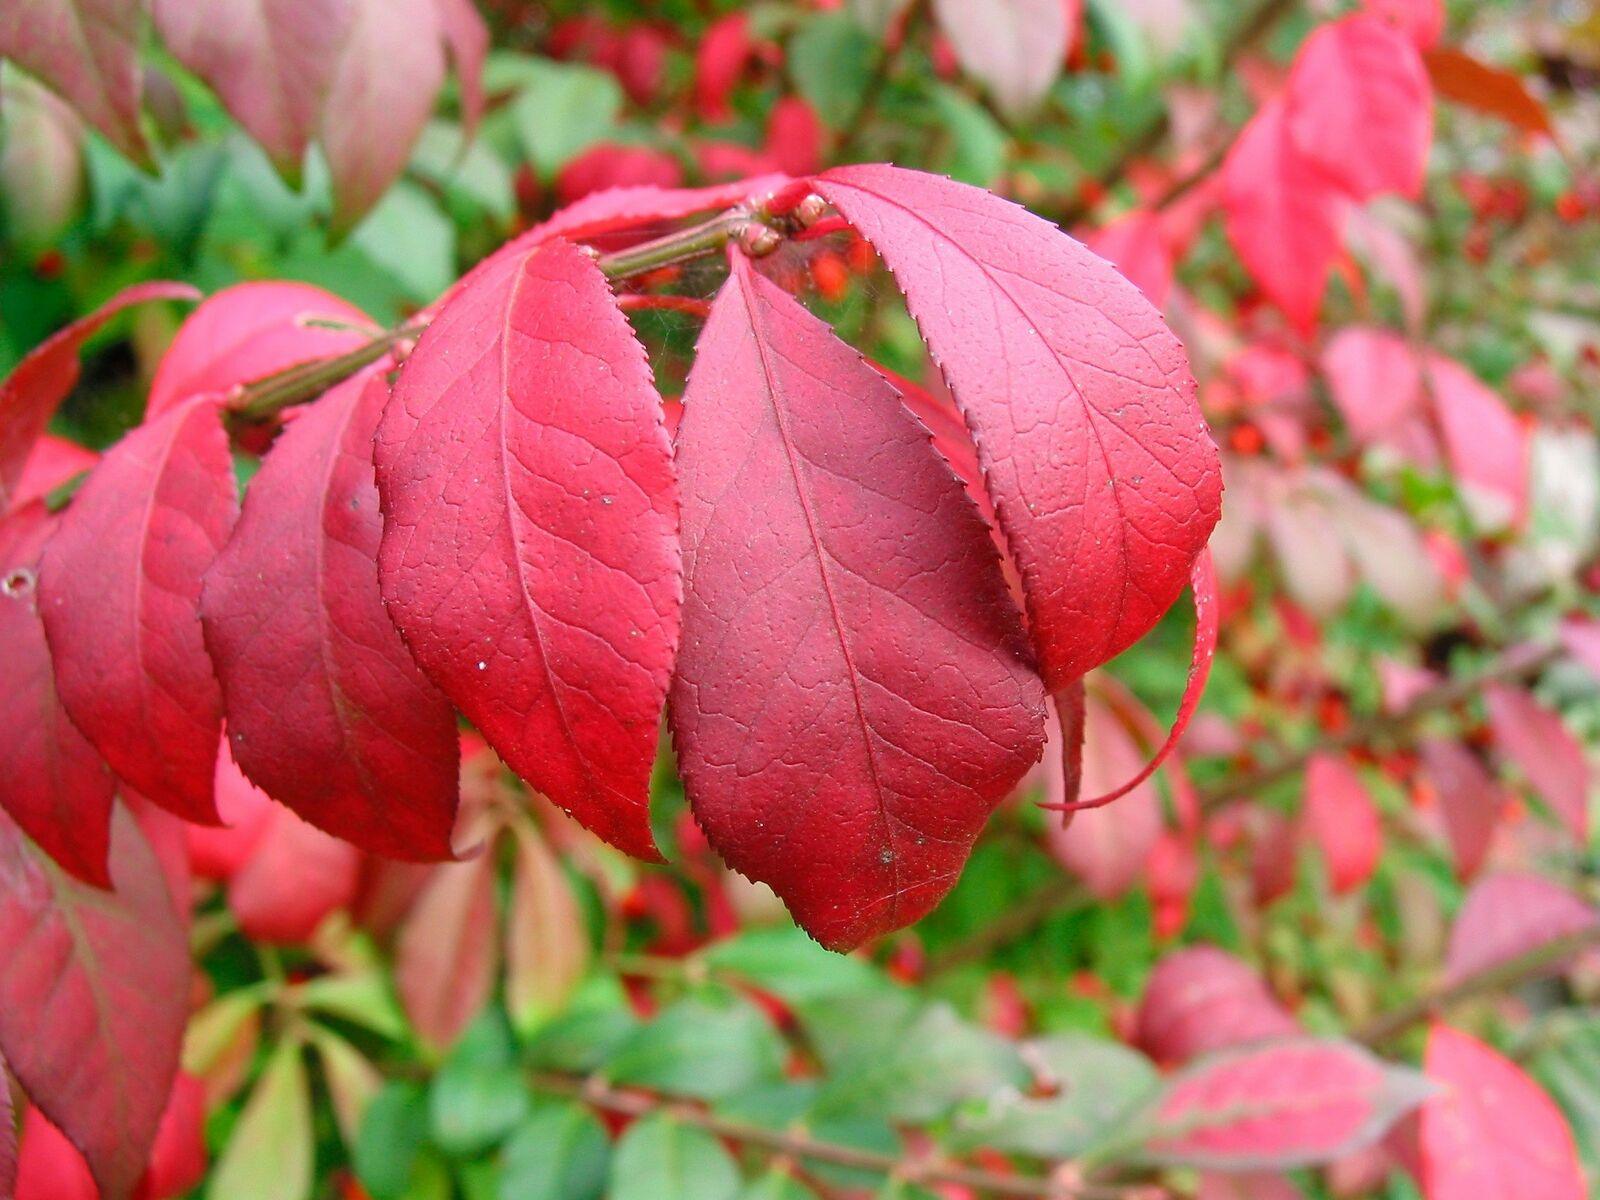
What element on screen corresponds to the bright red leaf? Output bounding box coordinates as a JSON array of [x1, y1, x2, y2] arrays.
[[0, 281, 198, 513], [0, 805, 188, 1200], [145, 282, 372, 419], [0, 501, 115, 886], [1285, 15, 1432, 201], [1485, 683, 1590, 844], [1301, 754, 1383, 895], [1444, 872, 1598, 986], [1135, 946, 1299, 1067], [670, 253, 1046, 950], [374, 239, 679, 861], [816, 163, 1222, 689], [693, 13, 753, 121], [39, 399, 238, 823], [1421, 1024, 1585, 1200], [203, 372, 460, 861], [1089, 210, 1175, 308], [556, 143, 685, 207]]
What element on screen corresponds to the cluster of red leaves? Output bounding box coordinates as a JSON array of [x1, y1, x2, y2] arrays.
[[0, 162, 1222, 1193]]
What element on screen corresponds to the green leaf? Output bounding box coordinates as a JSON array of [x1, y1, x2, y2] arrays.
[[293, 971, 408, 1040], [498, 1098, 611, 1200], [410, 120, 515, 221], [1529, 1010, 1600, 1172], [705, 927, 883, 1005], [607, 994, 785, 1100], [355, 1083, 433, 1200], [430, 1060, 530, 1157], [207, 1040, 313, 1200], [930, 84, 1008, 187], [611, 1114, 742, 1200], [526, 1001, 641, 1075], [503, 59, 623, 176], [788, 12, 878, 129], [742, 1169, 821, 1200], [950, 1033, 1160, 1158], [349, 181, 457, 304], [312, 1028, 385, 1149]]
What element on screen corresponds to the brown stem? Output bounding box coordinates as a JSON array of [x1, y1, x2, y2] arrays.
[[528, 1070, 1149, 1199]]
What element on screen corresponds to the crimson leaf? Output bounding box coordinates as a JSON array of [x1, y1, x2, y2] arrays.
[[670, 253, 1046, 950], [39, 399, 238, 823], [203, 372, 460, 860], [374, 239, 679, 860], [815, 164, 1221, 690]]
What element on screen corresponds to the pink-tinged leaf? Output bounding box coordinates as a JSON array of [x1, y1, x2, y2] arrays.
[[0, 282, 199, 513], [146, 282, 372, 419], [396, 851, 500, 1049], [1048, 693, 1162, 898], [1285, 15, 1432, 201], [1444, 872, 1597, 986], [0, 73, 85, 251], [932, 0, 1068, 120], [1140, 1039, 1432, 1170], [151, 0, 347, 179], [0, 502, 115, 886], [1345, 210, 1427, 330], [39, 399, 237, 823], [670, 254, 1046, 950], [1421, 1024, 1585, 1200], [14, 434, 97, 506], [1135, 946, 1299, 1067], [0, 0, 147, 162], [321, 0, 446, 231], [203, 372, 459, 860], [1424, 47, 1555, 139], [1364, 0, 1444, 49], [432, 0, 487, 136], [375, 240, 679, 861], [816, 164, 1221, 689], [1301, 755, 1382, 895], [1251, 809, 1299, 907], [1089, 210, 1175, 308], [505, 818, 590, 1029], [1321, 327, 1423, 443], [1560, 617, 1600, 683], [1221, 99, 1350, 335], [0, 804, 188, 1200], [224, 749, 361, 944], [1485, 683, 1590, 844], [188, 744, 274, 882], [1425, 356, 1528, 531], [1418, 738, 1505, 879]]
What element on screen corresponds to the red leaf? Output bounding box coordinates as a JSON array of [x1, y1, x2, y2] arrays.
[[1135, 946, 1299, 1067], [203, 373, 460, 860], [223, 746, 362, 944], [146, 282, 372, 419], [1425, 356, 1528, 531], [1444, 872, 1598, 986], [1418, 738, 1505, 878], [0, 1054, 13, 1200], [0, 282, 198, 513], [1485, 683, 1589, 844], [1048, 693, 1162, 898], [1089, 210, 1175, 308], [39, 399, 238, 823], [1421, 1024, 1585, 1200], [931, 0, 1068, 120], [374, 239, 679, 860], [396, 851, 500, 1049], [816, 164, 1221, 689], [0, 805, 188, 1200], [764, 96, 824, 178], [669, 254, 1046, 950], [14, 1107, 95, 1200], [1142, 1039, 1432, 1170], [0, 502, 115, 885], [693, 13, 752, 121], [14, 434, 97, 506], [1285, 15, 1432, 201], [556, 144, 685, 208], [1363, 0, 1444, 49], [187, 745, 273, 882], [1320, 327, 1423, 443], [1222, 99, 1350, 335], [1301, 754, 1383, 895], [0, 0, 148, 162], [1424, 47, 1555, 139]]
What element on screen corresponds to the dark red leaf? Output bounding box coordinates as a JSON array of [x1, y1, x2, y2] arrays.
[[1301, 754, 1383, 895], [39, 399, 237, 823], [1444, 872, 1598, 986], [1485, 683, 1589, 844], [0, 502, 115, 886], [670, 254, 1046, 950], [374, 239, 679, 860], [1424, 47, 1556, 138], [1418, 738, 1504, 878], [1222, 99, 1350, 335], [145, 282, 372, 419], [1285, 15, 1433, 201], [0, 282, 198, 513], [0, 804, 188, 1200], [816, 164, 1221, 689], [1421, 1024, 1585, 1200], [203, 372, 460, 860], [1135, 946, 1299, 1067], [1141, 1039, 1432, 1170]]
